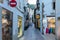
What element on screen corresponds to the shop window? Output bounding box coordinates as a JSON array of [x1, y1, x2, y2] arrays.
[[0, 0, 3, 3], [2, 8, 13, 40], [47, 17, 55, 34], [18, 16, 23, 38], [53, 2, 55, 10]]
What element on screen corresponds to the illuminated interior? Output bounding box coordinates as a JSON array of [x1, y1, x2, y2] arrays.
[[2, 8, 13, 40], [18, 16, 23, 38], [47, 17, 55, 28]]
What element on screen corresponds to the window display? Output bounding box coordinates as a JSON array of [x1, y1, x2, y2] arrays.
[[2, 8, 13, 40], [18, 16, 23, 38], [47, 17, 55, 34]]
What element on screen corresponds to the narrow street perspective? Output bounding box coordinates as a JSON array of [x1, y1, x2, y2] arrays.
[[0, 0, 60, 40], [19, 22, 44, 40]]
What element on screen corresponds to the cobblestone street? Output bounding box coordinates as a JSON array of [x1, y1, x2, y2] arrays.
[[42, 34, 56, 40], [0, 0, 59, 40], [19, 26, 44, 40]]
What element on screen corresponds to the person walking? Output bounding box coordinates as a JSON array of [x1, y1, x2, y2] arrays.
[[24, 20, 29, 30]]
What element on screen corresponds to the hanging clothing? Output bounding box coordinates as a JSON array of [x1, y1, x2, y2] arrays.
[[46, 28, 49, 34]]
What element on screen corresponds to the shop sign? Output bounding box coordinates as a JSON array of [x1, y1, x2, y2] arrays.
[[36, 14, 40, 19], [9, 0, 17, 7]]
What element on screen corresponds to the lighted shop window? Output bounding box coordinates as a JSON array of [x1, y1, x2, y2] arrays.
[[2, 8, 13, 40], [18, 16, 23, 38]]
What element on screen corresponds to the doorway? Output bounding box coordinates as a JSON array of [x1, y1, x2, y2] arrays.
[[47, 17, 55, 34]]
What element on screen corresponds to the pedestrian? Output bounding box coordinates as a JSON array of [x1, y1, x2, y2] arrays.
[[24, 20, 29, 30], [29, 21, 32, 26], [46, 27, 49, 34]]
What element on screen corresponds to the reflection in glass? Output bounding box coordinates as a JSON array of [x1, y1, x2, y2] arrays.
[[2, 8, 13, 40]]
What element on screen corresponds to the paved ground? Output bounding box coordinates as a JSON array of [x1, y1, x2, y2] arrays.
[[19, 25, 44, 40], [19, 23, 56, 40], [42, 34, 56, 40]]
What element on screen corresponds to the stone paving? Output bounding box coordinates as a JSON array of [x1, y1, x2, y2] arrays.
[[19, 23, 56, 40], [19, 26, 44, 40], [42, 34, 56, 40]]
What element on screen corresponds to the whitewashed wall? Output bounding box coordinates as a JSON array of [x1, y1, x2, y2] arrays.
[[43, 0, 53, 15], [0, 0, 24, 40], [42, 0, 55, 34]]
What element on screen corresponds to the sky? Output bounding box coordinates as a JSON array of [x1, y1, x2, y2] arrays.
[[28, 0, 37, 4]]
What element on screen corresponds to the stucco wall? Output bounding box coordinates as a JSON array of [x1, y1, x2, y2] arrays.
[[43, 0, 53, 15], [0, 0, 24, 40], [42, 0, 54, 34]]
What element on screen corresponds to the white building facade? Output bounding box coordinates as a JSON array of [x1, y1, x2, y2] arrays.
[[0, 0, 26, 40], [42, 0, 55, 34]]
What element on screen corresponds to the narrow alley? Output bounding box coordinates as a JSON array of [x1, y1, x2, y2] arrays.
[[19, 24, 44, 40], [0, 0, 60, 40]]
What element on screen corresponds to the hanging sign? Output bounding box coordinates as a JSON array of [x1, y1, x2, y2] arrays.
[[36, 14, 40, 19], [9, 0, 17, 7]]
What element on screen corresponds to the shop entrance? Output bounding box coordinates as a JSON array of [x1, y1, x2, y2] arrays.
[[2, 8, 13, 40], [47, 16, 55, 34]]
